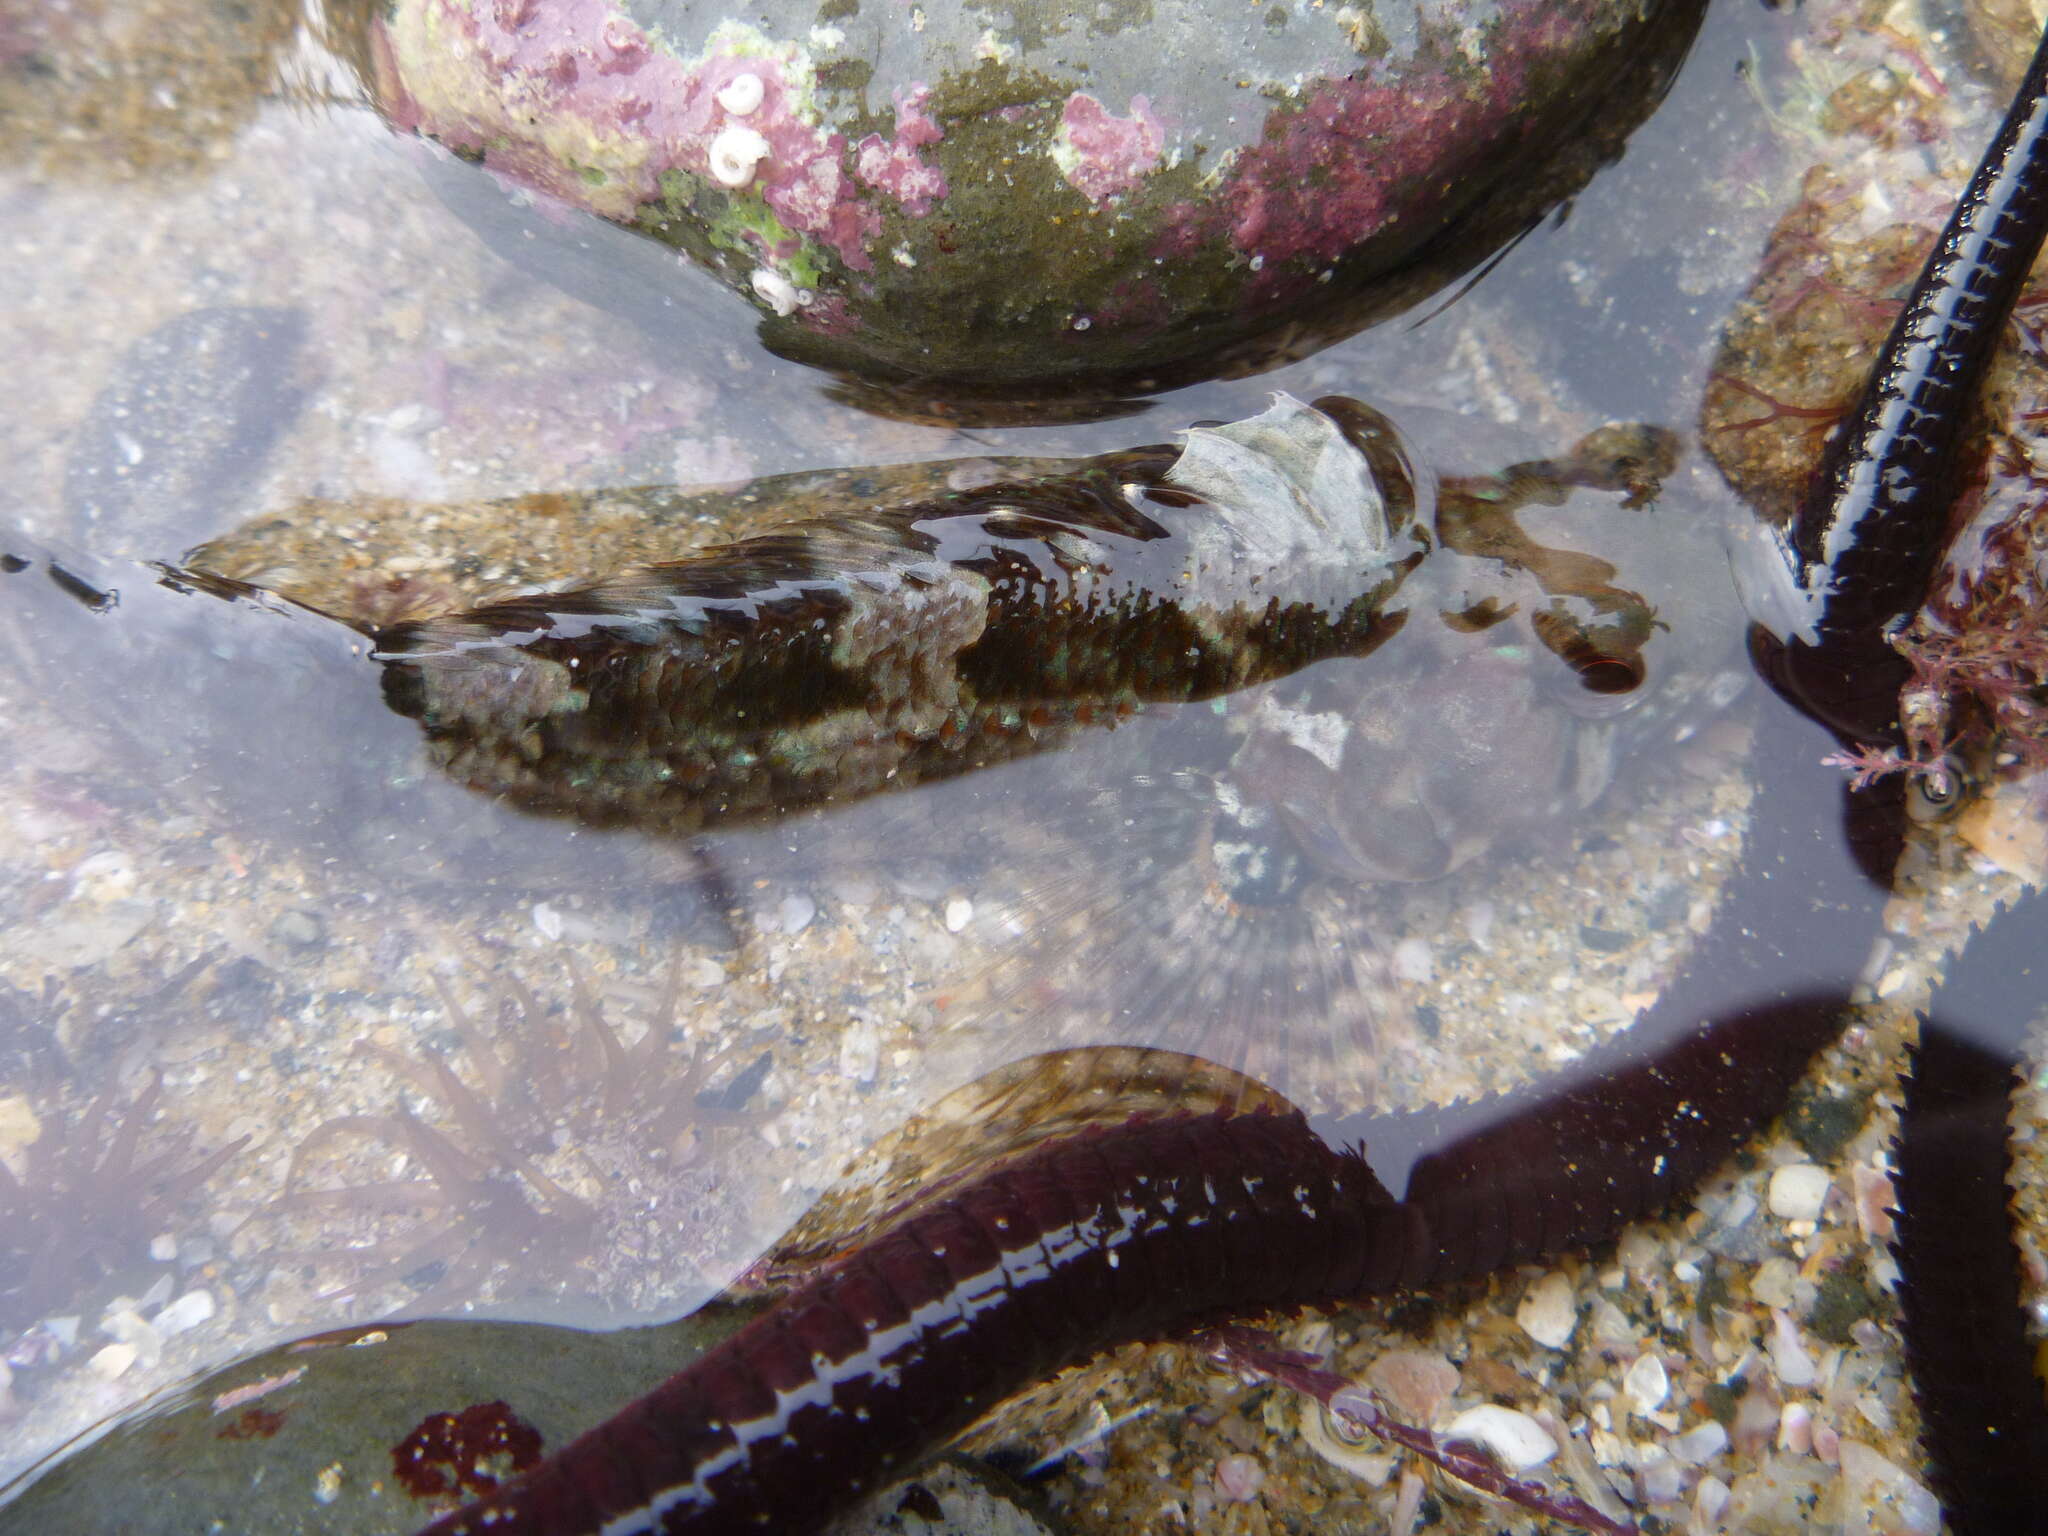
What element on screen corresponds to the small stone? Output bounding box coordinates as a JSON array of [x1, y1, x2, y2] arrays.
[[838, 1018, 879, 1084], [1777, 1402, 1812, 1454], [1852, 1165, 1896, 1241], [154, 1289, 216, 1337], [1672, 1420, 1729, 1464], [1767, 1308, 1817, 1388], [1391, 937, 1433, 983], [531, 901, 565, 941], [1623, 1353, 1669, 1415], [777, 893, 816, 934], [266, 908, 326, 952], [1694, 1474, 1732, 1526], [0, 1093, 41, 1163], [1516, 1270, 1579, 1349], [1442, 1405, 1558, 1471], [148, 1233, 179, 1263], [1214, 1453, 1263, 1502], [1365, 1349, 1459, 1424], [88, 1342, 139, 1380], [314, 1463, 344, 1505], [1768, 1163, 1830, 1222], [1837, 1440, 1940, 1535], [687, 958, 726, 989], [944, 897, 973, 934], [101, 1308, 163, 1369]]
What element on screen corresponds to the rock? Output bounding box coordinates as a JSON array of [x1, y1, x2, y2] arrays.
[[1766, 1162, 1830, 1223], [366, 0, 1706, 404], [1515, 1269, 1579, 1349]]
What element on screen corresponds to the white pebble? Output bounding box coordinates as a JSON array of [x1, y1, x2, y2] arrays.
[[531, 901, 565, 941], [1671, 1419, 1728, 1464], [148, 1233, 178, 1263], [1442, 1405, 1558, 1472], [1634, 1443, 1683, 1504], [1515, 1270, 1579, 1349], [777, 893, 815, 934], [688, 957, 727, 989], [750, 266, 801, 315], [1214, 1452, 1263, 1502], [1694, 1474, 1732, 1526], [154, 1289, 216, 1337], [944, 897, 973, 933], [1623, 1353, 1669, 1415], [1777, 1401, 1813, 1454], [1768, 1307, 1817, 1388], [1768, 1163, 1830, 1222], [838, 1018, 879, 1084], [1391, 936, 1433, 983], [88, 1342, 139, 1380], [1837, 1439, 1940, 1535], [709, 125, 771, 187], [715, 71, 764, 115], [1463, 900, 1494, 949], [100, 1308, 162, 1368]]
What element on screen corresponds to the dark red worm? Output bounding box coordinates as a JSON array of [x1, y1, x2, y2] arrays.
[[1892, 889, 2048, 1536], [417, 27, 2048, 1536], [415, 691, 1901, 1536]]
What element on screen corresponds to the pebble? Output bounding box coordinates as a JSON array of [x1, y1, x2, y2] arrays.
[[154, 1289, 215, 1337], [944, 897, 973, 934], [838, 1018, 880, 1085], [87, 1342, 138, 1380], [1391, 937, 1434, 983], [1767, 1308, 1818, 1388], [1836, 1440, 1940, 1535], [148, 1233, 178, 1264], [1777, 1402, 1812, 1455], [1442, 1405, 1558, 1472], [1365, 1349, 1459, 1424], [1515, 1270, 1579, 1349], [1767, 1163, 1830, 1222], [1214, 1453, 1264, 1503], [1672, 1420, 1729, 1464], [1622, 1353, 1669, 1415], [778, 893, 816, 934]]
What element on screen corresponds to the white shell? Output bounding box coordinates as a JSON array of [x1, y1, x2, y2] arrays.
[[709, 125, 771, 188], [1441, 1405, 1559, 1472], [715, 72, 764, 115]]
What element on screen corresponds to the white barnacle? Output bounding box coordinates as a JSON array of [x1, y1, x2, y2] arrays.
[[749, 267, 801, 316], [715, 71, 764, 115], [709, 125, 771, 188]]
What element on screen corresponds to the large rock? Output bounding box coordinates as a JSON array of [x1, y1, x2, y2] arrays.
[[365, 0, 1705, 405]]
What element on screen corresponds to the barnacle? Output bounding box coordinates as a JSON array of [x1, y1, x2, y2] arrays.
[[0, 1070, 245, 1348], [251, 960, 770, 1316]]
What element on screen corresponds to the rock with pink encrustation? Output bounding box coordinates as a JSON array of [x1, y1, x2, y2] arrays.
[[368, 0, 1703, 404]]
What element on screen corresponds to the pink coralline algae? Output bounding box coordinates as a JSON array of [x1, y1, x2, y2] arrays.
[[375, 3, 879, 268], [855, 87, 948, 215], [1056, 93, 1165, 205]]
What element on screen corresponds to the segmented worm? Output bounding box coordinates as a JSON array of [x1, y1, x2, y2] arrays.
[[411, 675, 1902, 1536], [1756, 19, 2048, 749], [1892, 889, 2048, 1535]]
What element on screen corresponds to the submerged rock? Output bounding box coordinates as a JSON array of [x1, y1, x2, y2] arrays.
[[364, 0, 1706, 405]]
